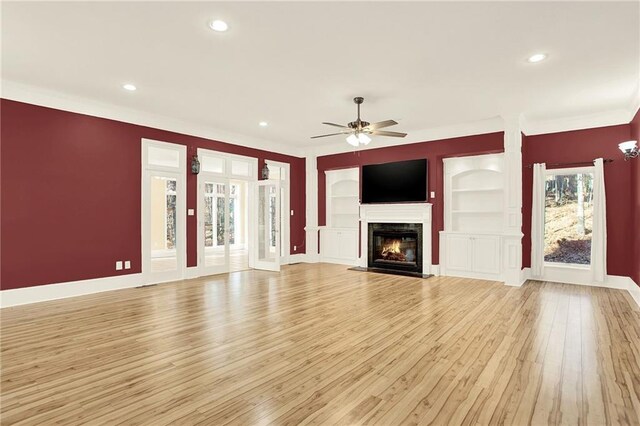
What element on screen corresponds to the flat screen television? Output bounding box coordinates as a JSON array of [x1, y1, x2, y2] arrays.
[[361, 159, 427, 204]]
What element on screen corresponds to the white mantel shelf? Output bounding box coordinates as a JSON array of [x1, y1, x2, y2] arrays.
[[359, 203, 433, 275]]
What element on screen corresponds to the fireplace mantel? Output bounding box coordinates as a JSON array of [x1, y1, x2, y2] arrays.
[[359, 203, 433, 274]]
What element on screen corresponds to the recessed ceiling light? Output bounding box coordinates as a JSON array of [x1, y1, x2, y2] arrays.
[[122, 83, 137, 91], [527, 53, 547, 63], [209, 20, 228, 32], [259, 121, 268, 127]]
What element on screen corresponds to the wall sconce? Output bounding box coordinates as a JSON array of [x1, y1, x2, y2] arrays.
[[619, 140, 639, 160], [261, 163, 270, 180], [191, 154, 200, 174]]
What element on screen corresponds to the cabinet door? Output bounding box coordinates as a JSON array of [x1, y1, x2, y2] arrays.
[[472, 236, 500, 274], [337, 230, 358, 260], [445, 235, 472, 271], [320, 229, 340, 259]]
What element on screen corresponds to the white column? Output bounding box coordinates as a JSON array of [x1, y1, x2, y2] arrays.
[[502, 115, 525, 286], [304, 153, 320, 262]]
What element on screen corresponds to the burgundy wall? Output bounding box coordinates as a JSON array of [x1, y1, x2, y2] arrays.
[[317, 132, 505, 265], [1, 99, 305, 290], [630, 109, 640, 286], [521, 124, 633, 278]]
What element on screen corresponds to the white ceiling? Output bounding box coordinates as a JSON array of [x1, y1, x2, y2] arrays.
[[2, 1, 639, 152]]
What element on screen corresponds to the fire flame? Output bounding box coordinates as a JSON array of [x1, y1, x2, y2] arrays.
[[381, 240, 402, 257]]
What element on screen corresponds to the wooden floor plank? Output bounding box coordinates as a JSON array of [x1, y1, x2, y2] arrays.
[[1, 264, 639, 425]]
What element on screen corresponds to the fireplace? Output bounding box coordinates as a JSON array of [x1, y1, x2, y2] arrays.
[[368, 223, 423, 273]]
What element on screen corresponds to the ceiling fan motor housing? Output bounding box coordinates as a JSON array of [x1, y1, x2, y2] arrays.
[[348, 120, 370, 130]]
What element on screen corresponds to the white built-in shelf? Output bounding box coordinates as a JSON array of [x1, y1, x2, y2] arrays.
[[444, 154, 505, 233], [326, 168, 359, 230]]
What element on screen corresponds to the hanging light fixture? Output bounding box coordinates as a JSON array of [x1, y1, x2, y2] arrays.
[[619, 140, 639, 160], [358, 133, 371, 145], [346, 132, 371, 147], [346, 134, 360, 147]]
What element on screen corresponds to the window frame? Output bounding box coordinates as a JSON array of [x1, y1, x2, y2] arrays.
[[542, 165, 595, 270]]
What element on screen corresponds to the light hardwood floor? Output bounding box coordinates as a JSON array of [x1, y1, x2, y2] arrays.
[[1, 263, 639, 425]]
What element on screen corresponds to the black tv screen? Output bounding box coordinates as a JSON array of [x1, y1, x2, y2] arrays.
[[361, 159, 427, 204]]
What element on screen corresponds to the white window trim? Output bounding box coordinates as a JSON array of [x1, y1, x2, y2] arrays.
[[141, 138, 187, 285], [539, 165, 597, 282]]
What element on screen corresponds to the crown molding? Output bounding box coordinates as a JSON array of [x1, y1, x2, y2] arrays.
[[4, 79, 638, 159], [521, 108, 633, 136], [0, 80, 304, 158]]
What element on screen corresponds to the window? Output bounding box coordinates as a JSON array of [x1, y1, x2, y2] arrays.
[[544, 169, 594, 265]]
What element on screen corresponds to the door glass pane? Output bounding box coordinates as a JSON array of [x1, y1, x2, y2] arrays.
[[230, 180, 249, 272], [259, 185, 277, 263], [205, 182, 226, 267], [150, 176, 177, 273], [544, 172, 594, 265]]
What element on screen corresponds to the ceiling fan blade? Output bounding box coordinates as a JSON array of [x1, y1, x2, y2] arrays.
[[310, 131, 352, 139], [365, 120, 398, 130], [370, 130, 407, 138], [322, 122, 350, 129]]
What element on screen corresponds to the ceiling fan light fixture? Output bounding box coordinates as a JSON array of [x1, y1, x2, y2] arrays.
[[358, 133, 371, 145], [346, 134, 360, 147]]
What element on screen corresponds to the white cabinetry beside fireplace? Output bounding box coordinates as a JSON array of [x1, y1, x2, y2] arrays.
[[359, 203, 433, 275], [439, 153, 507, 281], [320, 168, 360, 265]]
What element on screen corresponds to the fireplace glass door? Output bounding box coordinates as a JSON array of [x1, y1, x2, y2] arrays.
[[368, 223, 423, 273]]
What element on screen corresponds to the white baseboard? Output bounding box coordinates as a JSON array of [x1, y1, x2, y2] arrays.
[[286, 253, 308, 264], [627, 279, 640, 308], [521, 267, 640, 308], [430, 264, 440, 276], [320, 257, 359, 266], [0, 273, 143, 308], [184, 267, 200, 279]]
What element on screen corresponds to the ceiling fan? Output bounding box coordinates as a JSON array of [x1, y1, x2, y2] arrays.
[[311, 97, 407, 146]]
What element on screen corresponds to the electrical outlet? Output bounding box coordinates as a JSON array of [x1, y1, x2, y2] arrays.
[[430, 191, 436, 199], [116, 261, 123, 271], [124, 260, 131, 270], [187, 208, 195, 216], [294, 245, 297, 251], [290, 209, 294, 216]]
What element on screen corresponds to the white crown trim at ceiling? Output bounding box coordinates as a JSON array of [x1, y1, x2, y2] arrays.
[[0, 80, 304, 158], [2, 79, 638, 159], [521, 108, 636, 136]]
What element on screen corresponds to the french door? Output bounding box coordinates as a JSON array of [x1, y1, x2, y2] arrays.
[[198, 174, 251, 275], [199, 175, 231, 275], [142, 140, 186, 284], [254, 180, 281, 271]]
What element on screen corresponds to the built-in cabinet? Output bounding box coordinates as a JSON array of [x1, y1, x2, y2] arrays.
[[441, 233, 501, 279], [320, 168, 359, 265], [440, 153, 506, 281]]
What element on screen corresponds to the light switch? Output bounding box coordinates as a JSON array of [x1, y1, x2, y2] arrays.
[[290, 210, 294, 216], [430, 191, 436, 199], [188, 209, 195, 216], [116, 261, 123, 271], [124, 260, 131, 269]]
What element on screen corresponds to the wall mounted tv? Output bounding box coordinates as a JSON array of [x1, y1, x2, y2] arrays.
[[361, 159, 428, 204]]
